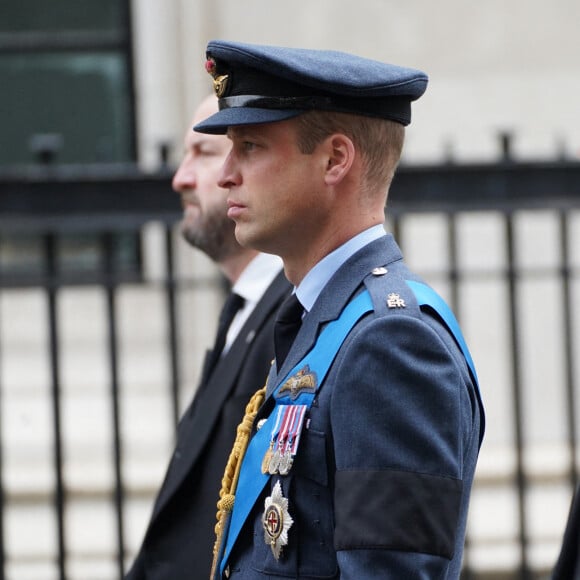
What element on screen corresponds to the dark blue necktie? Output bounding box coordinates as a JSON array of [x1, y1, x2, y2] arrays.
[[274, 293, 303, 368]]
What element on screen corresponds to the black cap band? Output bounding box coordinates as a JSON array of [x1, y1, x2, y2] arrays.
[[219, 93, 411, 125]]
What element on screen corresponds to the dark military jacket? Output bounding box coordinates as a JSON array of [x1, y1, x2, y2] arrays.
[[221, 235, 484, 579]]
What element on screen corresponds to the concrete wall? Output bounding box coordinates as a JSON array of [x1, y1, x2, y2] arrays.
[[132, 0, 580, 166]]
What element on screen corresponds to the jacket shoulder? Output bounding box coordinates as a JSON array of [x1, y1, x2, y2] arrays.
[[362, 264, 423, 320]]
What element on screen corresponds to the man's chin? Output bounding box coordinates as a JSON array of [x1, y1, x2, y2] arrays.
[[234, 225, 265, 252], [182, 205, 201, 223], [180, 221, 202, 246]]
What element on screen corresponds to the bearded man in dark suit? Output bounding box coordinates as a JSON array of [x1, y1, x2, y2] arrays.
[[125, 94, 290, 580]]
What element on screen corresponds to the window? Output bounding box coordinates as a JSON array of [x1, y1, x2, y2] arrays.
[[0, 0, 135, 165], [0, 0, 141, 282]]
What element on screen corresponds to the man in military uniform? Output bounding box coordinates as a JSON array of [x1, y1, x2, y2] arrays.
[[196, 41, 485, 579]]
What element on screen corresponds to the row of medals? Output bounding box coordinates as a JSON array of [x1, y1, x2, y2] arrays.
[[262, 443, 293, 476], [260, 404, 308, 477]]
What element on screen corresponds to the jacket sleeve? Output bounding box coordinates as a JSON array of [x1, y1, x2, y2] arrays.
[[330, 313, 480, 579]]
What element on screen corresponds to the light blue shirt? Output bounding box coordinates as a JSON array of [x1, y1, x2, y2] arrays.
[[295, 225, 386, 313]]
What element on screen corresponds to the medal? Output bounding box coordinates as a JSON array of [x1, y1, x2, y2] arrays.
[[261, 441, 274, 474], [278, 451, 293, 476], [268, 449, 281, 474], [261, 406, 284, 474], [276, 406, 296, 475], [268, 405, 292, 474], [262, 481, 293, 559]]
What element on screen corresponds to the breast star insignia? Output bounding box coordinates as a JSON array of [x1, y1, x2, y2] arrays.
[[263, 481, 293, 559]]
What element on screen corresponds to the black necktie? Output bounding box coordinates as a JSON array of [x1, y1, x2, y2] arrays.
[[204, 292, 245, 381], [274, 293, 303, 368]]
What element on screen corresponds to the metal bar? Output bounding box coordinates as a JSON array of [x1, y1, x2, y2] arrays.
[[448, 214, 471, 580], [447, 213, 459, 315], [390, 161, 580, 212], [505, 215, 532, 580], [559, 212, 578, 491], [102, 233, 126, 579], [0, 268, 6, 579], [0, 30, 128, 53], [448, 213, 478, 580], [1, 160, 580, 225], [164, 225, 181, 430], [44, 233, 67, 580], [0, 165, 177, 224], [122, 0, 139, 162]]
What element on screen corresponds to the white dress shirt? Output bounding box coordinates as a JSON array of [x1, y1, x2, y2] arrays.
[[223, 252, 284, 353]]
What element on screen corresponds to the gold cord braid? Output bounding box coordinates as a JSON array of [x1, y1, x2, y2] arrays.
[[209, 384, 267, 579]]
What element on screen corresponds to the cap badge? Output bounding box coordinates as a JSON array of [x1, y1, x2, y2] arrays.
[[263, 480, 294, 559], [205, 57, 229, 98], [277, 365, 317, 400], [387, 293, 406, 308]]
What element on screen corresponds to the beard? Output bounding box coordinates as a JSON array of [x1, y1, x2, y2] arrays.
[[180, 203, 240, 263]]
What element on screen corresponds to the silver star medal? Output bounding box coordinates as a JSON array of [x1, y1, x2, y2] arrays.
[[262, 480, 294, 559]]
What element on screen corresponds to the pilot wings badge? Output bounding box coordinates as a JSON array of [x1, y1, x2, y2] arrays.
[[277, 365, 317, 401]]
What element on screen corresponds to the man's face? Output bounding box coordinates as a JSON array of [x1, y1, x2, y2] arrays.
[[218, 119, 330, 263], [172, 97, 238, 262]]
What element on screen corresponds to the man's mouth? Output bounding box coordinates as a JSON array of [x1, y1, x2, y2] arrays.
[[227, 199, 246, 220]]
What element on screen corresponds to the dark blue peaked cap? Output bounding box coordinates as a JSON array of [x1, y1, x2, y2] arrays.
[[194, 40, 428, 134]]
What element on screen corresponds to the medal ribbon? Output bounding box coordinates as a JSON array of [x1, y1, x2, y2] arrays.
[[270, 405, 284, 444], [285, 405, 306, 456], [276, 406, 294, 453], [277, 405, 303, 475]]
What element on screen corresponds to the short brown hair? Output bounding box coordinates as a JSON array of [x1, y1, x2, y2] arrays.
[[294, 110, 405, 196]]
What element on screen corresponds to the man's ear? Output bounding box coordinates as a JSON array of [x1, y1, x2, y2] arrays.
[[324, 134, 355, 186]]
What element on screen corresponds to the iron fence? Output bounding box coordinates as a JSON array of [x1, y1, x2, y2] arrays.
[[0, 160, 579, 580]]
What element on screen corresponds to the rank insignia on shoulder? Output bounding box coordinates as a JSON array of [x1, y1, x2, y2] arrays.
[[277, 365, 317, 400], [387, 292, 406, 308], [263, 481, 293, 560]]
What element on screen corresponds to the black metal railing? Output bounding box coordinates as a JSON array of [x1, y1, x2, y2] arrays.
[[1, 159, 579, 580]]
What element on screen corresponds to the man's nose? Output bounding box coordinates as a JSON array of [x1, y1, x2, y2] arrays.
[[217, 151, 238, 189], [172, 159, 196, 192]]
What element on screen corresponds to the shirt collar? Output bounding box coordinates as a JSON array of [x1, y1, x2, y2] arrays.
[[232, 252, 284, 305], [296, 224, 386, 313]]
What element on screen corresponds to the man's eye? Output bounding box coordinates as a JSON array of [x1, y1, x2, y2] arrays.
[[243, 141, 257, 151], [197, 147, 216, 156]]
